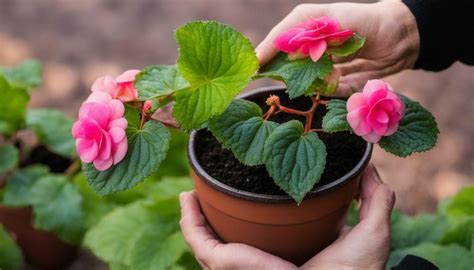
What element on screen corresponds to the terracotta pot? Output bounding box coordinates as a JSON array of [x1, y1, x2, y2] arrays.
[[188, 86, 373, 265], [0, 206, 78, 270]]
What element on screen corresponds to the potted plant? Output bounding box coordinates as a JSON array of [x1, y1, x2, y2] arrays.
[[0, 60, 86, 270], [76, 19, 438, 265]]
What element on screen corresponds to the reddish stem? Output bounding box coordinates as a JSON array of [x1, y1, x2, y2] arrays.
[[264, 93, 327, 133]]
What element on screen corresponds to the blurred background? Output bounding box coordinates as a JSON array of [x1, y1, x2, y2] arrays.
[[0, 0, 472, 214]]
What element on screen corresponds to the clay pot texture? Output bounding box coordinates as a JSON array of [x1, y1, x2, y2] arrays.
[[188, 86, 373, 265], [0, 206, 78, 270]]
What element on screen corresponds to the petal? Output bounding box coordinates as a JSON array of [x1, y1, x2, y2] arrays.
[[91, 75, 117, 96], [315, 16, 341, 33], [79, 102, 111, 128], [369, 118, 388, 136], [115, 69, 140, 83], [385, 122, 399, 136], [108, 127, 126, 143], [98, 131, 112, 160], [76, 139, 98, 163], [362, 80, 389, 98], [347, 93, 367, 112], [274, 27, 307, 53], [85, 91, 113, 104], [112, 139, 128, 165], [347, 107, 371, 136], [309, 40, 327, 62], [72, 121, 83, 139], [371, 108, 389, 124], [109, 99, 125, 119], [115, 83, 138, 102], [108, 118, 128, 130], [362, 132, 382, 143], [326, 30, 354, 46], [93, 158, 113, 171], [368, 89, 388, 106]]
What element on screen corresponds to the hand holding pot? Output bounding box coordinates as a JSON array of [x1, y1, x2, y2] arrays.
[[255, 0, 419, 94], [180, 164, 395, 270]]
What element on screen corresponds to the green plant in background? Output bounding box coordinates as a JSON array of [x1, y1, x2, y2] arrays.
[[348, 186, 474, 270], [0, 225, 23, 270]]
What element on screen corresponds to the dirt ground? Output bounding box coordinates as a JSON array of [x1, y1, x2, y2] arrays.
[[0, 0, 473, 268]]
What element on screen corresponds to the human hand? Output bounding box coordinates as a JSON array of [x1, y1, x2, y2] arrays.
[[300, 165, 395, 270], [179, 191, 297, 270], [256, 0, 420, 94]]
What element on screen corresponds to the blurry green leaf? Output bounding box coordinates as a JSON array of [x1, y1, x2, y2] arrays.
[[387, 243, 474, 270], [255, 53, 333, 98], [0, 144, 19, 174], [3, 165, 49, 207], [153, 130, 189, 179], [439, 217, 474, 249], [0, 60, 42, 89], [322, 99, 350, 133], [134, 65, 188, 100], [209, 99, 279, 166], [446, 186, 474, 217], [326, 34, 365, 57], [0, 225, 23, 270], [84, 121, 171, 195], [84, 197, 186, 269], [390, 213, 449, 249], [174, 21, 259, 130], [263, 120, 326, 203], [171, 252, 201, 270], [0, 76, 29, 136], [379, 95, 439, 157], [26, 109, 76, 158], [30, 175, 84, 244]]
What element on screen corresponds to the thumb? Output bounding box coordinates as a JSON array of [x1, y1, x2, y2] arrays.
[[366, 182, 395, 229]]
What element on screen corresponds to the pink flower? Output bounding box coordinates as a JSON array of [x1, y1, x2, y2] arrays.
[[346, 80, 405, 143], [274, 16, 353, 62], [91, 69, 140, 102], [143, 100, 153, 113], [72, 92, 128, 171]]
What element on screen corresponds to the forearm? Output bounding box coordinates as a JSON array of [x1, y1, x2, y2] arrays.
[[402, 0, 474, 70]]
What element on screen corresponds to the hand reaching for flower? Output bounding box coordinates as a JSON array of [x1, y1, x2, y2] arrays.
[[179, 165, 395, 270], [256, 0, 419, 94]]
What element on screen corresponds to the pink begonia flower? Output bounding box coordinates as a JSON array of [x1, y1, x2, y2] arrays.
[[72, 91, 128, 171], [91, 69, 140, 102], [143, 100, 153, 113], [274, 16, 354, 62], [346, 80, 405, 143]]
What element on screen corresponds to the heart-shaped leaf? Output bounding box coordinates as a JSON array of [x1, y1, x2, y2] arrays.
[[264, 120, 327, 203], [134, 65, 188, 101], [173, 21, 259, 130], [322, 99, 350, 133], [209, 99, 279, 166], [83, 120, 171, 195], [379, 95, 439, 157], [255, 52, 333, 98]]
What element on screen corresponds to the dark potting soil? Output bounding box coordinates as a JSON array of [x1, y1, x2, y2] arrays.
[[195, 91, 367, 195], [21, 145, 72, 173]]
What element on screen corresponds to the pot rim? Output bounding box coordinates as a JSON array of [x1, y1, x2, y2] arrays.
[[188, 86, 373, 203]]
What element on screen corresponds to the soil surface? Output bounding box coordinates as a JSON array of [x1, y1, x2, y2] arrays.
[[21, 146, 72, 173], [195, 92, 366, 195]]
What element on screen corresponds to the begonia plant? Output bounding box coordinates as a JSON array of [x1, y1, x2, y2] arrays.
[[75, 19, 438, 203]]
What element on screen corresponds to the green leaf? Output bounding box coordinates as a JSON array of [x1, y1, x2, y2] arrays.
[[134, 65, 189, 100], [83, 121, 171, 195], [0, 60, 42, 89], [2, 165, 49, 207], [379, 95, 439, 157], [171, 252, 201, 270], [29, 175, 84, 244], [263, 120, 327, 203], [0, 225, 23, 270], [326, 34, 366, 57], [255, 52, 333, 98], [26, 109, 76, 158], [209, 99, 279, 165], [173, 21, 259, 130], [445, 186, 474, 217], [387, 243, 474, 270], [84, 197, 186, 269], [322, 99, 350, 133], [390, 213, 449, 249], [0, 76, 29, 136], [439, 217, 474, 249], [0, 144, 19, 174]]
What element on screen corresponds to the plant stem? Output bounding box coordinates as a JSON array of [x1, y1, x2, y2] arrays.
[[65, 159, 81, 177], [264, 93, 327, 133]]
